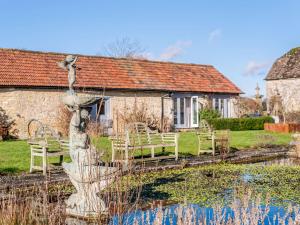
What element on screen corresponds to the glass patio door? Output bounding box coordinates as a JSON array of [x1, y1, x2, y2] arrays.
[[173, 96, 199, 128]]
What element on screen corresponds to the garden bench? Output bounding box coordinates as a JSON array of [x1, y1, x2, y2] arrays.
[[111, 122, 178, 164], [197, 120, 230, 156], [197, 120, 216, 156], [27, 120, 69, 175], [214, 129, 230, 158], [29, 138, 69, 175]]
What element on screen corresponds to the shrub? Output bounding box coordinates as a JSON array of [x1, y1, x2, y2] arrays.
[[87, 121, 109, 137], [199, 108, 221, 121], [207, 116, 274, 131], [0, 107, 17, 139], [255, 134, 277, 148], [116, 101, 171, 133]]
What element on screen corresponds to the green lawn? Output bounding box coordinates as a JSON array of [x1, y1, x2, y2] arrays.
[[0, 130, 292, 174]]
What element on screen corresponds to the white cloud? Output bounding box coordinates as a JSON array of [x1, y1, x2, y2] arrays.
[[159, 41, 192, 61], [208, 28, 222, 42], [244, 61, 269, 76]]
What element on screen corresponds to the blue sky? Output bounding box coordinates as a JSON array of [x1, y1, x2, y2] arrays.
[[0, 0, 299, 96]]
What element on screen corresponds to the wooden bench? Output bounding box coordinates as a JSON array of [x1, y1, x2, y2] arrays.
[[27, 121, 69, 175], [111, 122, 178, 164], [214, 129, 230, 159], [197, 120, 216, 156], [29, 138, 69, 175], [197, 120, 230, 156]]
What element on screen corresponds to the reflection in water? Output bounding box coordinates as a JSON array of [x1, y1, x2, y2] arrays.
[[110, 204, 298, 225]]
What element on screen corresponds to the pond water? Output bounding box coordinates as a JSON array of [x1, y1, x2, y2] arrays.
[[109, 156, 300, 224], [111, 204, 299, 225], [260, 157, 300, 166]]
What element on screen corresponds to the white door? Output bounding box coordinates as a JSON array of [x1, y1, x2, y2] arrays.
[[191, 96, 199, 127], [173, 97, 199, 128]]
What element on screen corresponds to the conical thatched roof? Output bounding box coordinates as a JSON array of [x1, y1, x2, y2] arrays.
[[266, 47, 300, 80]]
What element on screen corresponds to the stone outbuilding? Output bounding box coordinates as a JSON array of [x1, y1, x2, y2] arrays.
[[266, 47, 300, 115], [0, 48, 241, 138]]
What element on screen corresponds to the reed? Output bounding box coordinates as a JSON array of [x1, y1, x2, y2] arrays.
[[1, 180, 300, 225]]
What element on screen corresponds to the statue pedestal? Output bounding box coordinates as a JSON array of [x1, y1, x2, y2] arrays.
[[63, 161, 119, 217]]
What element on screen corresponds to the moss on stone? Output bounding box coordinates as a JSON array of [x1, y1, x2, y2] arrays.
[[287, 47, 300, 56]]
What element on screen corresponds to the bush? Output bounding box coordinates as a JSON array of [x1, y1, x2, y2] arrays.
[[0, 107, 17, 140], [207, 116, 274, 131], [116, 101, 171, 132], [199, 109, 221, 121]]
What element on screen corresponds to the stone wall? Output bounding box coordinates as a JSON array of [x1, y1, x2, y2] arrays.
[[0, 88, 64, 139], [266, 79, 300, 113], [109, 91, 173, 134], [0, 87, 238, 139], [0, 88, 173, 138]]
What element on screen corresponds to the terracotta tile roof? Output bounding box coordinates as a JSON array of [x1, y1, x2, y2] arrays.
[[0, 48, 241, 94]]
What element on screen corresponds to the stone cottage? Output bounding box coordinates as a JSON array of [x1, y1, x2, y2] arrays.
[[0, 48, 241, 138], [266, 47, 300, 114]]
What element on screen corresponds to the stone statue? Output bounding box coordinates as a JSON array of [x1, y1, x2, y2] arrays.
[[58, 55, 78, 94], [59, 55, 122, 218], [271, 88, 283, 117]]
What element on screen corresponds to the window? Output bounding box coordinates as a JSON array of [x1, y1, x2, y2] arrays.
[[214, 98, 219, 111], [213, 97, 229, 118], [220, 99, 224, 116], [98, 103, 105, 115], [180, 98, 185, 125], [192, 97, 197, 124], [173, 99, 177, 125], [90, 100, 106, 121]]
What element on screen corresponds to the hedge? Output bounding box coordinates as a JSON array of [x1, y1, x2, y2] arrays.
[[207, 116, 274, 131]]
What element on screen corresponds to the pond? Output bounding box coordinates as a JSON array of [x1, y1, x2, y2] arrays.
[[4, 156, 299, 224], [108, 157, 300, 224], [261, 157, 300, 166], [111, 204, 299, 225]]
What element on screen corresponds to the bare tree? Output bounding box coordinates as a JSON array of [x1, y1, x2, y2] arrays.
[[102, 37, 147, 59]]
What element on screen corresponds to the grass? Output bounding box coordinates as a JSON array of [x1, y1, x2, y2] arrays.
[[0, 140, 72, 174], [178, 130, 292, 156], [0, 130, 292, 174]]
